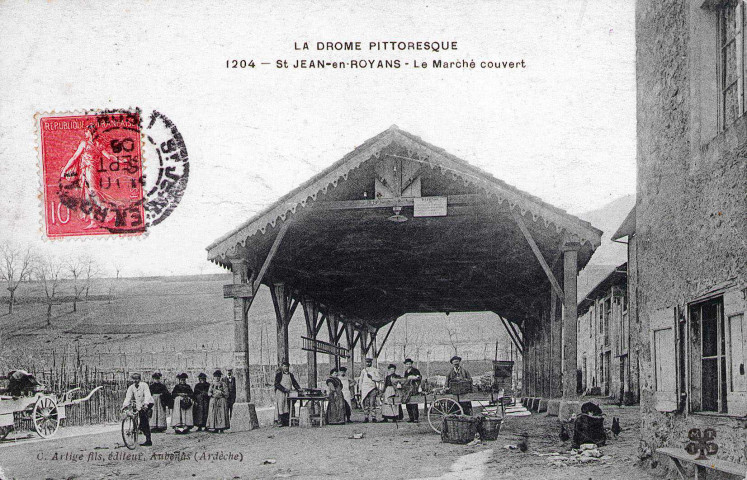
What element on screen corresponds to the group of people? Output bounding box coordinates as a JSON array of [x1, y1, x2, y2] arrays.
[[273, 358, 424, 426], [121, 368, 236, 447], [357, 357, 422, 423]]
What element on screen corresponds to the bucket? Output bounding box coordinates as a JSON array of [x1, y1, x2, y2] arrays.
[[479, 416, 503, 441], [299, 406, 311, 428], [441, 415, 480, 444]]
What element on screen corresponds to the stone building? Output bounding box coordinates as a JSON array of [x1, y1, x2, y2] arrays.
[[636, 0, 747, 465], [577, 263, 639, 404]]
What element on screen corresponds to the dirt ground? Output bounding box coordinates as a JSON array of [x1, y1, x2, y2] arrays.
[[0, 404, 656, 480]]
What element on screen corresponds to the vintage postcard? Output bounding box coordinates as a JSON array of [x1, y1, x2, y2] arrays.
[[0, 1, 745, 479]]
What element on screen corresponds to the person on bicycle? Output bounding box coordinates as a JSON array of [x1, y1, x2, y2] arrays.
[[122, 372, 154, 446]]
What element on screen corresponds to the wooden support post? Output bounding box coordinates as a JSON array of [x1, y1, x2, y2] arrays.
[[550, 283, 563, 398], [228, 257, 252, 404], [360, 328, 369, 362], [345, 322, 355, 378], [270, 283, 294, 366], [562, 243, 580, 398], [327, 313, 341, 370], [303, 298, 320, 388]]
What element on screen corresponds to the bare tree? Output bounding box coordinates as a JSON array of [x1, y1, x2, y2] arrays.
[[35, 256, 62, 325], [66, 257, 88, 313], [83, 257, 100, 301], [0, 242, 33, 314], [444, 318, 459, 356], [107, 260, 123, 304]]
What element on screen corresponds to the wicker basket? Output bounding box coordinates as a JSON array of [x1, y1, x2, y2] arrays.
[[478, 416, 503, 441], [441, 415, 481, 444], [448, 379, 473, 395]]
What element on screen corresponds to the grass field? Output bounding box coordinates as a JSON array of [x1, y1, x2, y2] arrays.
[[0, 273, 523, 406]]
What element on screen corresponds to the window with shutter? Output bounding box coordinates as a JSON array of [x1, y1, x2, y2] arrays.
[[651, 308, 677, 412], [725, 288, 747, 415], [720, 0, 746, 128]]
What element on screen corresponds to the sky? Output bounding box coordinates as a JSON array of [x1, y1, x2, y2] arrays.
[[0, 0, 636, 277]]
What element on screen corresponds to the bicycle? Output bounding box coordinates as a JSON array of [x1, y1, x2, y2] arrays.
[[121, 406, 140, 450]]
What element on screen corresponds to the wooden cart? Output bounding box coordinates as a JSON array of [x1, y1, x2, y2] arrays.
[[0, 386, 102, 440]]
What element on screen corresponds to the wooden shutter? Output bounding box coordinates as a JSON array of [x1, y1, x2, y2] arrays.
[[651, 307, 677, 412], [725, 288, 747, 415]]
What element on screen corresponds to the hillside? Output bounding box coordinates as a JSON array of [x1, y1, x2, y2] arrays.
[[0, 275, 517, 379]]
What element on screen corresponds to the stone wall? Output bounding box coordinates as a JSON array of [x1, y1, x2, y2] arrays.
[[636, 0, 747, 468]]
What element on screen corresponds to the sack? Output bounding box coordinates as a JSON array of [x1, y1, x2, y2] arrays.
[[179, 397, 193, 409], [572, 413, 606, 448]]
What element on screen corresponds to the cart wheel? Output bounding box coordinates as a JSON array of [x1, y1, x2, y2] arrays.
[[428, 398, 463, 434], [32, 395, 60, 438], [121, 414, 138, 450], [0, 426, 11, 440]]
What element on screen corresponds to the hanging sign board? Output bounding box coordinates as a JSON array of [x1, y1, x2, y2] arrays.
[[413, 196, 447, 217]]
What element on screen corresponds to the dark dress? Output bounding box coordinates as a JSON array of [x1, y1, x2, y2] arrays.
[[193, 382, 210, 428], [149, 382, 172, 431], [325, 377, 346, 425], [171, 383, 194, 430]]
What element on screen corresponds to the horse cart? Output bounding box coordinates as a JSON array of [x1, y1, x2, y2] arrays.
[[0, 386, 103, 440]]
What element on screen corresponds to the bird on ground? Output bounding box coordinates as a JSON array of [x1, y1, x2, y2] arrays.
[[611, 417, 621, 438], [517, 433, 529, 452]]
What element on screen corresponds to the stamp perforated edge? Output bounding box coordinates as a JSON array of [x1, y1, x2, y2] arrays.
[[34, 108, 150, 241]]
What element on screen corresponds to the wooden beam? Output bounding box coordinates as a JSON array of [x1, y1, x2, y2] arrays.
[[253, 221, 290, 292], [311, 194, 483, 211], [314, 313, 327, 336], [289, 297, 300, 320], [334, 323, 346, 344], [351, 330, 361, 349], [510, 208, 565, 300], [375, 319, 398, 357], [498, 315, 523, 354]]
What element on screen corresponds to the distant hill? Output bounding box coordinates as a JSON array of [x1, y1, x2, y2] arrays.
[[0, 274, 518, 380]]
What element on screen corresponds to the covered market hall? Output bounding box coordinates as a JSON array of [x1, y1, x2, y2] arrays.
[[206, 126, 602, 427]]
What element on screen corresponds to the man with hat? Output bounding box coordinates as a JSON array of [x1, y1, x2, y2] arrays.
[[445, 355, 473, 415], [193, 372, 210, 431], [357, 358, 382, 423], [121, 373, 154, 446], [148, 372, 171, 432], [224, 368, 237, 421], [402, 359, 422, 423], [273, 361, 301, 427]]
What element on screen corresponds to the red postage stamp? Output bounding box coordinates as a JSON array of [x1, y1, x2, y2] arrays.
[[38, 111, 146, 237]]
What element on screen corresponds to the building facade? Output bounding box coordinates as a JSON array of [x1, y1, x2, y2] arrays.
[[577, 264, 639, 404], [637, 0, 747, 465]]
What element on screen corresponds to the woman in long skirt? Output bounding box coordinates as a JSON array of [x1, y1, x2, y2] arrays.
[[171, 373, 194, 434], [192, 372, 210, 431], [206, 370, 228, 432], [381, 364, 403, 422], [149, 372, 171, 432], [325, 377, 346, 425]]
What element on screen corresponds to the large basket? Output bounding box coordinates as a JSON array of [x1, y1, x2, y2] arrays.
[[478, 416, 503, 441], [448, 380, 473, 395], [441, 415, 480, 444]]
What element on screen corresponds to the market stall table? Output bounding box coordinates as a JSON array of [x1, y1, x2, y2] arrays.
[[288, 392, 328, 427]]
